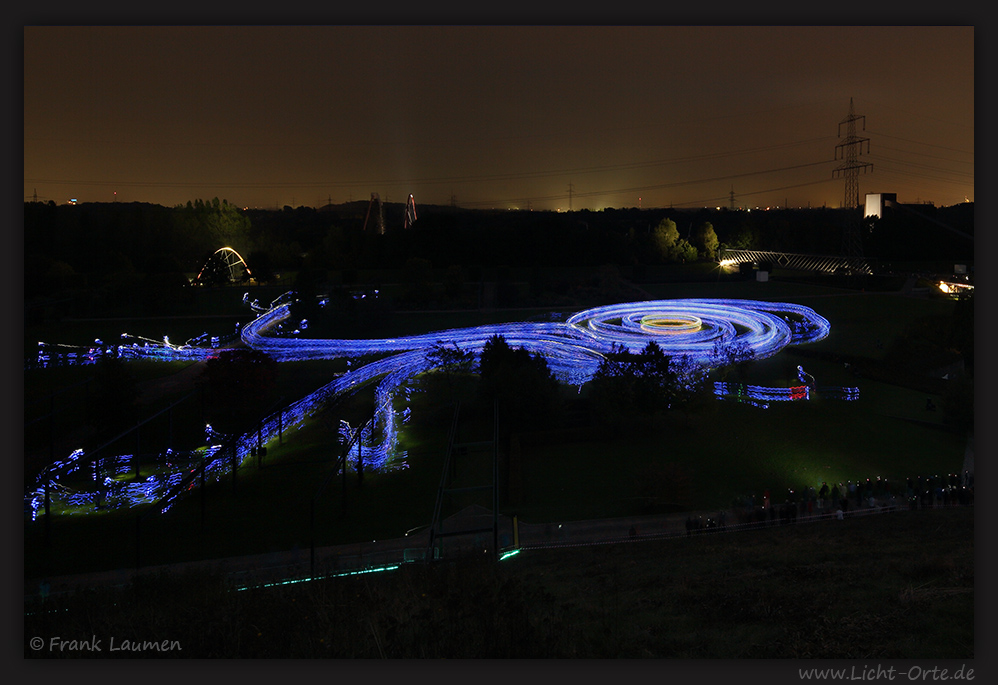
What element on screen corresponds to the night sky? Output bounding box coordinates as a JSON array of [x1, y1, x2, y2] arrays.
[[23, 25, 974, 212]]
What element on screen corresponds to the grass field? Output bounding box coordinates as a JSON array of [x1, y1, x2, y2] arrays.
[[23, 276, 970, 579], [511, 389, 963, 523]]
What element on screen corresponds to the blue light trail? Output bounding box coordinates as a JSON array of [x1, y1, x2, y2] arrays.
[[27, 297, 834, 516]]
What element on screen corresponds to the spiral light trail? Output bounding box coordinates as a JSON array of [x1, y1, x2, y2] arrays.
[[28, 297, 832, 516]]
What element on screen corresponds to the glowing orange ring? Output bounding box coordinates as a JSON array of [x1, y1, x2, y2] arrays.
[[639, 314, 702, 335]]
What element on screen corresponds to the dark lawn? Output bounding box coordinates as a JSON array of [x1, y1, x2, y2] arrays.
[[23, 277, 968, 576]]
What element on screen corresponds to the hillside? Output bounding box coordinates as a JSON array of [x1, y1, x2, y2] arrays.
[[25, 505, 973, 659]]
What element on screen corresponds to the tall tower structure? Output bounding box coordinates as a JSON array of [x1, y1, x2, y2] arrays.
[[833, 97, 872, 209], [362, 193, 385, 234], [833, 98, 872, 268], [404, 194, 418, 229]]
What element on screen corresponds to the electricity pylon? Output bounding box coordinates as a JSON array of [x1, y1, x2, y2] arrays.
[[833, 98, 872, 268]]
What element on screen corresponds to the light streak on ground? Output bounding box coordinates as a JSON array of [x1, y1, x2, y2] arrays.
[[27, 297, 834, 517], [713, 364, 859, 408]]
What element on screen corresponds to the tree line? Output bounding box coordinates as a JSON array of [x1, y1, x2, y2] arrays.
[[24, 198, 973, 320]]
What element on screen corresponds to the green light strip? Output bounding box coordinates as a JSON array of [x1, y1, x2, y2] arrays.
[[232, 564, 401, 592]]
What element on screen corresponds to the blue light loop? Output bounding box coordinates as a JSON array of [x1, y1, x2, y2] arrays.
[[28, 298, 831, 515]]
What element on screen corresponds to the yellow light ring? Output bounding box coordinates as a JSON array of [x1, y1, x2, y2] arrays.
[[639, 314, 702, 335]]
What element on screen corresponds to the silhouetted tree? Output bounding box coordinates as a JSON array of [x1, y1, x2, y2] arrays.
[[424, 342, 477, 401], [589, 342, 709, 426], [588, 345, 639, 426], [590, 342, 676, 423], [724, 222, 756, 250], [711, 339, 756, 382], [693, 221, 719, 260], [633, 341, 678, 412], [670, 238, 699, 263], [652, 218, 679, 262], [477, 335, 560, 432], [666, 354, 711, 421]]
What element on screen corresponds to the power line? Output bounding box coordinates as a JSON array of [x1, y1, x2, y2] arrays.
[[864, 161, 974, 188], [26, 155, 845, 210], [24, 136, 837, 193], [673, 177, 835, 209], [458, 159, 834, 208], [866, 129, 973, 156], [871, 143, 973, 166], [866, 154, 973, 180]]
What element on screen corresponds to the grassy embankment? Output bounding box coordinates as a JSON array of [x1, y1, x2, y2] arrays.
[[25, 505, 974, 658]]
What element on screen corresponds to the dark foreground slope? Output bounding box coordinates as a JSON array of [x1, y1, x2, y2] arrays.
[[25, 506, 973, 659]]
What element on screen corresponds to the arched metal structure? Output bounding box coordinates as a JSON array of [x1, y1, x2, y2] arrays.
[[719, 248, 872, 276], [193, 247, 254, 286]]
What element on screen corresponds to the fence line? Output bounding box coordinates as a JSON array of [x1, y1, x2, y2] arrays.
[[24, 491, 974, 606]]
